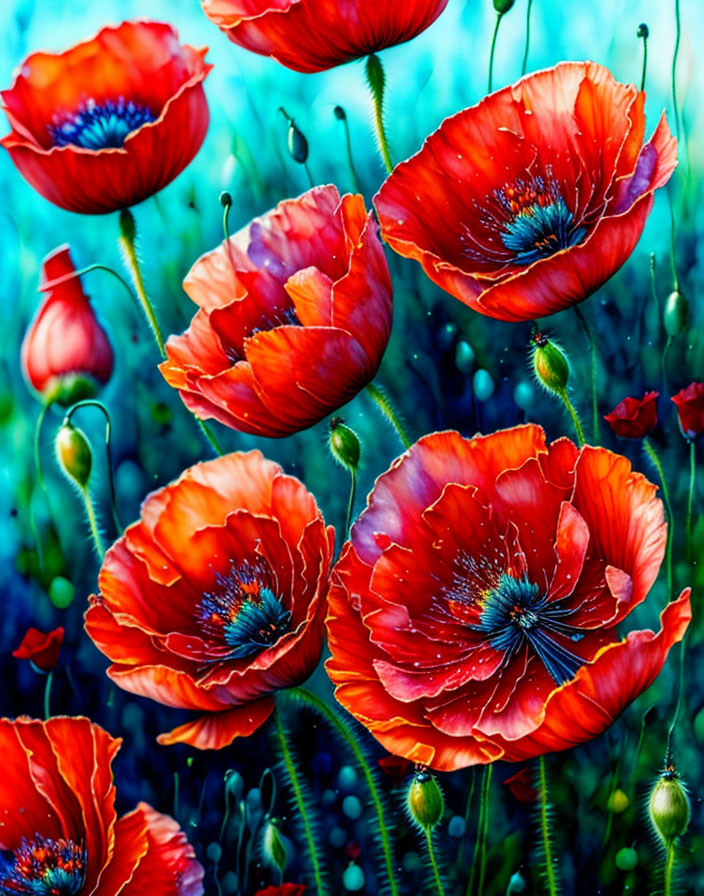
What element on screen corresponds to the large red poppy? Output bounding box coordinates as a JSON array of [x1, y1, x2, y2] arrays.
[[374, 62, 677, 322], [85, 451, 334, 750], [0, 716, 203, 894], [2, 21, 211, 214], [22, 245, 114, 404], [160, 185, 392, 438], [201, 0, 449, 73], [326, 425, 690, 771]]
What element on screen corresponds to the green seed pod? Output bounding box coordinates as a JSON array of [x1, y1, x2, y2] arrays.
[[494, 0, 515, 12], [55, 421, 92, 489], [49, 576, 76, 610], [407, 771, 444, 832], [615, 847, 638, 872], [262, 818, 287, 873], [531, 333, 570, 394], [334, 105, 347, 121], [649, 769, 690, 843], [219, 190, 233, 209], [329, 418, 361, 471], [663, 289, 689, 335], [287, 121, 309, 164], [637, 22, 649, 39]]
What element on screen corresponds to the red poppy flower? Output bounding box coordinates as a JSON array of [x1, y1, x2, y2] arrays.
[[13, 626, 64, 672], [604, 391, 659, 439], [201, 0, 448, 73], [504, 767, 538, 803], [255, 885, 306, 896], [160, 186, 392, 438], [85, 451, 334, 749], [21, 245, 114, 405], [374, 62, 677, 322], [671, 382, 704, 440], [2, 21, 211, 214], [0, 716, 203, 894], [326, 425, 690, 771]]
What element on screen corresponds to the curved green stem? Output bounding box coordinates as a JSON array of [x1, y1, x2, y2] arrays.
[[521, 0, 533, 76], [488, 12, 503, 92], [345, 468, 357, 537], [63, 263, 141, 314], [477, 764, 492, 896], [687, 439, 695, 559], [335, 107, 363, 193], [303, 161, 315, 189], [274, 704, 326, 896], [457, 769, 476, 865], [671, 0, 681, 141], [556, 388, 585, 447], [425, 830, 446, 896], [118, 209, 166, 357], [197, 418, 223, 456], [662, 335, 673, 395], [43, 671, 53, 720], [31, 402, 52, 576], [366, 54, 393, 174], [640, 30, 648, 92], [643, 437, 673, 600], [286, 687, 399, 896], [366, 383, 412, 449], [81, 485, 105, 560], [466, 765, 492, 896], [664, 839, 675, 896], [539, 756, 558, 896], [65, 399, 122, 534], [572, 306, 599, 442]]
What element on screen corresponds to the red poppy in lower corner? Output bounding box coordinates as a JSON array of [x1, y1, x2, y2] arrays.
[[2, 21, 211, 214], [201, 0, 448, 73], [374, 62, 677, 322], [85, 451, 334, 749], [672, 382, 704, 440], [13, 626, 64, 672], [160, 186, 392, 437], [604, 391, 659, 439], [0, 716, 203, 894], [326, 425, 690, 771]]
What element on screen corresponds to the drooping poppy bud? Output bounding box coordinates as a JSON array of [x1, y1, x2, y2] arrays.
[[637, 22, 649, 38], [663, 289, 689, 335], [493, 0, 515, 11], [649, 767, 690, 843], [13, 626, 64, 672], [604, 391, 659, 439], [531, 333, 570, 395], [21, 246, 114, 406], [407, 771, 444, 831], [671, 383, 704, 440], [55, 421, 93, 489], [329, 418, 361, 471]]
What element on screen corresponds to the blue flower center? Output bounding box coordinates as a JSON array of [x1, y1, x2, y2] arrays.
[[0, 835, 87, 896], [48, 97, 155, 149], [197, 558, 291, 660], [472, 573, 585, 685]]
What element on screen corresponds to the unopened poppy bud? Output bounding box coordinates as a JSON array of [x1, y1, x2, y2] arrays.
[[494, 0, 515, 12], [531, 333, 570, 394], [287, 121, 309, 164], [219, 190, 233, 209], [407, 770, 444, 831], [649, 769, 690, 843], [262, 819, 287, 873], [334, 105, 347, 121], [637, 22, 649, 39], [329, 418, 361, 471], [663, 289, 689, 335], [55, 421, 92, 489]]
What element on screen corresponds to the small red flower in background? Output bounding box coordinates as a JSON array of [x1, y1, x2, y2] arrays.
[[604, 391, 659, 439], [255, 884, 306, 896], [326, 425, 690, 771], [1, 21, 211, 214], [160, 186, 392, 438], [504, 768, 538, 803], [672, 383, 704, 440], [374, 62, 677, 322], [85, 451, 334, 749], [22, 246, 114, 405], [13, 626, 64, 672], [0, 716, 203, 894], [201, 0, 448, 73]]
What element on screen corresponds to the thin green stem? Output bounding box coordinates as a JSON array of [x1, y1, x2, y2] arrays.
[[336, 107, 362, 193], [118, 209, 166, 357], [64, 263, 141, 314], [671, 0, 681, 142], [303, 161, 315, 189], [466, 765, 492, 896], [668, 195, 679, 292], [43, 671, 53, 720], [457, 769, 476, 865], [345, 469, 356, 537], [521, 0, 533, 76], [643, 437, 673, 600], [666, 637, 686, 765], [173, 771, 180, 819], [538, 756, 558, 896], [556, 388, 586, 447], [640, 31, 648, 92], [663, 335, 673, 394], [81, 486, 105, 560], [664, 839, 675, 896], [286, 687, 399, 896], [366, 54, 393, 174], [425, 830, 446, 896], [477, 764, 492, 896], [687, 439, 695, 559], [274, 704, 326, 896], [366, 383, 411, 449], [31, 402, 52, 576], [488, 13, 503, 92], [572, 306, 599, 442], [197, 418, 223, 456]]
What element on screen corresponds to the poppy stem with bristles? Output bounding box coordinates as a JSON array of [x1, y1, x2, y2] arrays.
[[81, 485, 105, 561], [556, 388, 586, 447], [664, 839, 676, 896], [366, 382, 412, 449], [366, 54, 394, 174], [118, 209, 166, 357], [643, 437, 673, 601], [425, 830, 446, 896], [538, 756, 558, 896], [345, 468, 357, 537]]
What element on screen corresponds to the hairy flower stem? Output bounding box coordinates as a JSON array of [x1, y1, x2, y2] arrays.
[[286, 687, 400, 896], [521, 0, 534, 76], [556, 388, 585, 447], [488, 13, 504, 92], [643, 437, 673, 600], [366, 54, 393, 174], [687, 440, 695, 559], [539, 756, 558, 896], [43, 671, 53, 720], [118, 209, 166, 357], [664, 840, 676, 896], [366, 383, 412, 449], [81, 484, 105, 560], [70, 263, 141, 313], [572, 306, 599, 442], [425, 830, 446, 896], [274, 704, 326, 896], [345, 468, 357, 537]]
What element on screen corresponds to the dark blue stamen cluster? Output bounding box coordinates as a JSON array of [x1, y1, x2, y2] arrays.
[[197, 559, 291, 660], [48, 97, 155, 149], [0, 835, 86, 896], [472, 573, 585, 685]]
